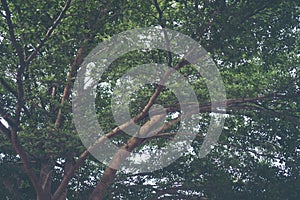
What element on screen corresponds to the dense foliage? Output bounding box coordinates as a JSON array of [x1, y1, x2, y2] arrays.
[[0, 0, 299, 199]]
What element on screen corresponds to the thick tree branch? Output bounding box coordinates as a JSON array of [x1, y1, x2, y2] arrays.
[[87, 92, 290, 199], [25, 0, 72, 64], [52, 38, 95, 200], [54, 44, 85, 128], [10, 129, 43, 197], [160, 93, 284, 115], [89, 114, 166, 200], [54, 89, 284, 199], [53, 124, 124, 199]]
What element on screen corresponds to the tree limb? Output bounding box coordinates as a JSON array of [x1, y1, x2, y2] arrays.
[[25, 0, 72, 64], [1, 0, 25, 67], [54, 44, 85, 128], [0, 76, 18, 97], [10, 129, 43, 197], [0, 108, 17, 129], [153, 0, 173, 67], [89, 114, 166, 200]]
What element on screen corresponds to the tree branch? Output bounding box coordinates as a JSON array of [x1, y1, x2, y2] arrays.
[[54, 43, 85, 128], [89, 114, 166, 200], [0, 76, 18, 97], [0, 108, 17, 129], [10, 129, 43, 196], [242, 0, 273, 22], [218, 141, 283, 161], [0, 77, 31, 117], [0, 120, 10, 138], [54, 90, 285, 199], [1, 0, 25, 67], [2, 0, 26, 121], [153, 0, 173, 67], [25, 0, 72, 64]]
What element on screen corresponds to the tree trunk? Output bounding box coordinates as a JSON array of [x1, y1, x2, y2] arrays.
[[37, 192, 51, 200], [89, 167, 117, 200], [37, 162, 52, 200]]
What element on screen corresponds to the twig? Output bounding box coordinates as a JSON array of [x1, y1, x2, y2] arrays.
[[153, 0, 173, 67]]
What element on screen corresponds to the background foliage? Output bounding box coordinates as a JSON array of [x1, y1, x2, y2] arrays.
[[0, 0, 299, 199]]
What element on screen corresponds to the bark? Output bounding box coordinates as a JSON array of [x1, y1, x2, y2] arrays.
[[37, 193, 51, 200], [38, 162, 53, 200]]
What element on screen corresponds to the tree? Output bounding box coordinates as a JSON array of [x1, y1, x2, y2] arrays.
[[0, 0, 299, 199]]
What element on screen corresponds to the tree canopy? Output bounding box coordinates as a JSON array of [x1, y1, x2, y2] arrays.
[[0, 0, 299, 199]]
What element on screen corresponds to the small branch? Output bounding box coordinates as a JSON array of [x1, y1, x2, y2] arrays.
[[0, 77, 31, 117], [1, 0, 25, 67], [218, 141, 282, 160], [196, 10, 218, 41], [148, 132, 205, 140], [242, 1, 272, 22], [153, 0, 172, 67], [0, 121, 10, 138], [153, 0, 163, 22], [242, 103, 300, 124], [0, 76, 18, 97], [25, 0, 72, 64], [149, 185, 204, 200], [0, 108, 17, 128]]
